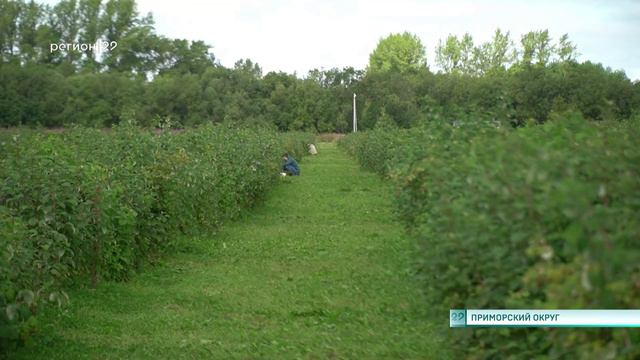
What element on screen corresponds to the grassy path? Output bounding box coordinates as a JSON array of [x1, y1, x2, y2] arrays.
[[15, 143, 447, 359]]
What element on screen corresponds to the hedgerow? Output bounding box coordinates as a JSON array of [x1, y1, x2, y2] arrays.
[[0, 123, 311, 353], [340, 113, 640, 359]]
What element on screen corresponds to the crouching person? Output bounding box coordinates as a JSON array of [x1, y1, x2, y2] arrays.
[[281, 153, 300, 176], [308, 143, 318, 155]]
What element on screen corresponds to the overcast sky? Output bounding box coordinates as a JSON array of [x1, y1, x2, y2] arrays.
[[44, 0, 640, 80]]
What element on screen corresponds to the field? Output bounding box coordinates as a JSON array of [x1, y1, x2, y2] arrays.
[[0, 124, 314, 355], [340, 113, 640, 359], [1, 1, 640, 357], [1, 115, 639, 359], [7, 142, 448, 359]]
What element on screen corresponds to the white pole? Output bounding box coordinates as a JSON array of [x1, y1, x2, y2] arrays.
[[353, 93, 357, 132]]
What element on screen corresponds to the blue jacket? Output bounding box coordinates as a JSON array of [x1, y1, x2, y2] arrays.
[[283, 156, 300, 175]]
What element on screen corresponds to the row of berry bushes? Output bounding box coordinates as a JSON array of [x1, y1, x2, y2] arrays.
[[0, 123, 312, 353], [339, 113, 640, 359], [280, 131, 316, 160]]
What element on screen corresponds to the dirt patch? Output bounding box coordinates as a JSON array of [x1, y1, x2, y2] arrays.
[[316, 133, 346, 143]]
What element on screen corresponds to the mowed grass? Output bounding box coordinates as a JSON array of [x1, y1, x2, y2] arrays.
[[13, 143, 448, 359]]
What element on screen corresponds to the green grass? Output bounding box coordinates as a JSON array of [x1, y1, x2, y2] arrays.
[[13, 143, 448, 359]]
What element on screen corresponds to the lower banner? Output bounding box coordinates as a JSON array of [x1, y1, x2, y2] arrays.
[[450, 309, 640, 328]]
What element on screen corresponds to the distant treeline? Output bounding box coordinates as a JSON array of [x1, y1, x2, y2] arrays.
[[1, 0, 638, 130]]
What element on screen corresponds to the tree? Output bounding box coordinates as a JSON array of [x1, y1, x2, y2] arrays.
[[111, 23, 164, 75], [520, 30, 554, 66], [145, 72, 201, 125], [556, 33, 579, 63], [368, 32, 428, 74], [51, 0, 82, 69], [485, 29, 516, 73], [101, 0, 138, 71], [61, 72, 144, 126], [435, 33, 476, 75], [16, 0, 45, 64], [233, 58, 261, 79], [1, 4, 636, 132], [435, 34, 462, 74], [77, 0, 102, 71], [0, 0, 22, 63], [533, 30, 553, 66], [0, 63, 68, 126], [458, 33, 475, 74], [359, 70, 420, 129], [262, 71, 297, 130]]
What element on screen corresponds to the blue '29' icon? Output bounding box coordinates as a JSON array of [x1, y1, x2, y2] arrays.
[[450, 309, 466, 328]]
